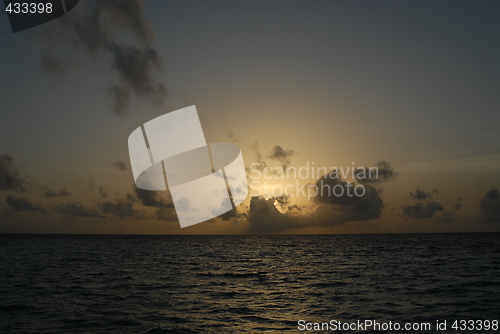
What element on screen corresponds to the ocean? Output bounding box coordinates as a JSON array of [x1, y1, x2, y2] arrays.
[[1, 233, 499, 333]]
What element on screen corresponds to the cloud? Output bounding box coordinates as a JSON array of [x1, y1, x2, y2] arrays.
[[111, 160, 128, 171], [355, 160, 398, 184], [248, 141, 269, 172], [480, 189, 500, 222], [98, 193, 145, 219], [55, 202, 104, 218], [0, 154, 26, 192], [41, 53, 67, 76], [435, 212, 456, 224], [219, 206, 247, 221], [5, 195, 48, 214], [98, 186, 108, 199], [409, 188, 436, 201], [154, 207, 178, 221], [41, 0, 167, 116], [134, 186, 173, 208], [41, 187, 71, 197], [248, 142, 296, 172], [246, 168, 390, 233], [246, 196, 306, 233], [454, 198, 463, 210], [401, 202, 444, 219], [110, 44, 166, 108], [313, 173, 385, 220], [267, 145, 296, 169], [227, 131, 243, 143]]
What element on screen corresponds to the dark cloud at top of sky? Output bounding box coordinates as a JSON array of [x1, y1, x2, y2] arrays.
[[5, 195, 48, 214], [355, 160, 398, 184], [41, 187, 71, 197], [111, 160, 128, 171], [0, 154, 25, 192], [55, 202, 104, 218], [42, 0, 167, 116], [480, 188, 500, 222], [409, 188, 437, 201], [401, 202, 443, 219], [267, 145, 296, 169]]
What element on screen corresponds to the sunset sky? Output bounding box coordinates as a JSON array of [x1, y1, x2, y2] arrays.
[[1, 0, 499, 234]]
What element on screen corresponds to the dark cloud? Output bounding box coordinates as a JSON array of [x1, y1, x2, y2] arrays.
[[42, 0, 167, 116], [41, 53, 67, 76], [5, 195, 48, 214], [267, 145, 295, 169], [248, 141, 269, 172], [110, 44, 166, 110], [287, 204, 303, 212], [98, 193, 145, 219], [111, 160, 128, 171], [401, 202, 444, 219], [435, 212, 456, 224], [248, 142, 296, 173], [154, 207, 178, 221], [98, 186, 108, 199], [219, 207, 247, 221], [41, 187, 71, 197], [227, 131, 243, 143], [107, 85, 131, 116], [134, 187, 173, 208], [454, 198, 463, 210], [273, 195, 290, 211], [0, 154, 25, 192], [246, 169, 388, 233], [355, 160, 398, 184], [55, 202, 104, 218], [74, 177, 95, 194], [313, 173, 385, 220], [480, 189, 500, 222], [409, 188, 435, 201], [247, 196, 305, 233]]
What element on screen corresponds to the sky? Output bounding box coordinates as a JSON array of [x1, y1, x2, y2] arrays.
[[1, 0, 499, 234]]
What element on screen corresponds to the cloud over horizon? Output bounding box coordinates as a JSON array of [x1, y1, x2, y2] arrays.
[[0, 154, 26, 192], [480, 189, 500, 222], [401, 202, 444, 219], [5, 195, 48, 214], [245, 162, 397, 233], [55, 202, 104, 218]]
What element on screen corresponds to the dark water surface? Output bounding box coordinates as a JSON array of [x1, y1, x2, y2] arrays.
[[1, 234, 499, 333]]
